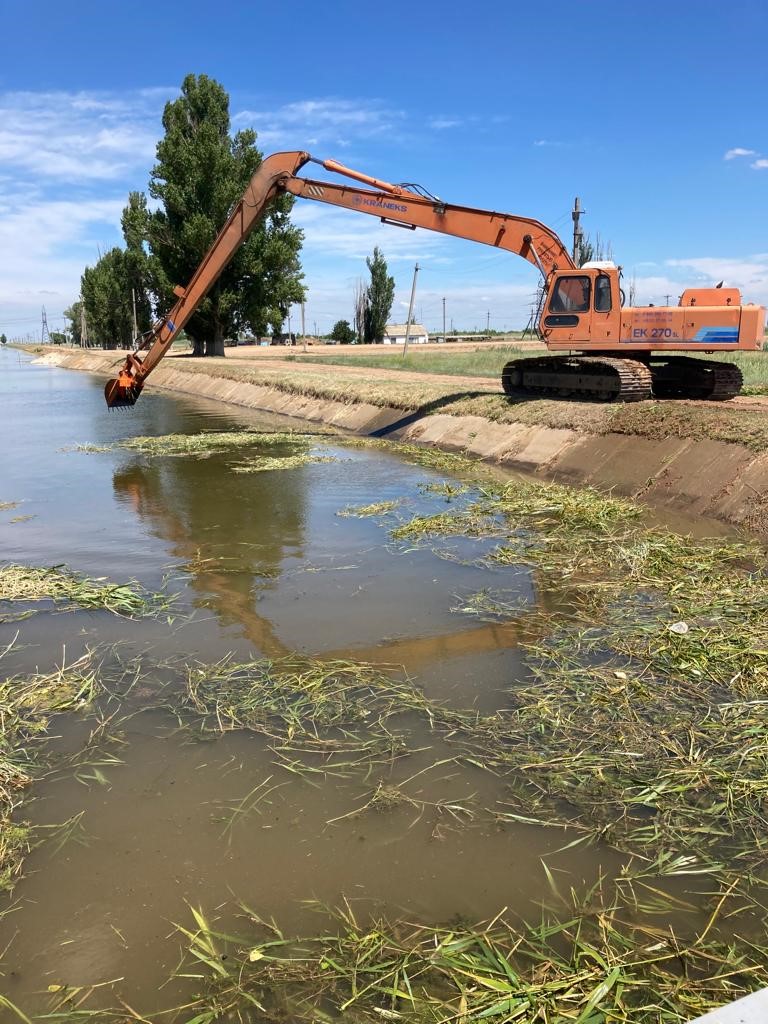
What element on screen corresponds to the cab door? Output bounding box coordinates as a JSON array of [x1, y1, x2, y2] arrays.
[[589, 273, 619, 343], [541, 273, 592, 346]]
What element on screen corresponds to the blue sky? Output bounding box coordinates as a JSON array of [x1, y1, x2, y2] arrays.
[[1, 0, 766, 338]]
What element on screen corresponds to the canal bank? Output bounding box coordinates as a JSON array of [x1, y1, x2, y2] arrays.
[[28, 346, 768, 533]]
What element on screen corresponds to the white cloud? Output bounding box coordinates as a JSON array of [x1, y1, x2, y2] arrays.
[[294, 275, 538, 334], [0, 194, 125, 331], [233, 98, 404, 151], [665, 254, 768, 289], [430, 118, 461, 130], [751, 158, 768, 170], [625, 254, 768, 308], [293, 203, 449, 263], [724, 147, 756, 160], [0, 89, 166, 181], [0, 86, 174, 333]]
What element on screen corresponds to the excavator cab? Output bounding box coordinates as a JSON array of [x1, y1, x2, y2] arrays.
[[540, 264, 622, 347]]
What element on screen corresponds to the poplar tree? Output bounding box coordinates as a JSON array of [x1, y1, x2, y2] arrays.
[[363, 247, 395, 343], [80, 248, 134, 348], [145, 74, 305, 356]]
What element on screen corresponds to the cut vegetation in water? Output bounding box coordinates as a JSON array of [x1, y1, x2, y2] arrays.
[[0, 649, 100, 893], [233, 453, 338, 473], [374, 465, 768, 874], [165, 885, 768, 1024], [6, 348, 768, 1021], [72, 428, 343, 473], [75, 429, 317, 458], [0, 563, 174, 620]]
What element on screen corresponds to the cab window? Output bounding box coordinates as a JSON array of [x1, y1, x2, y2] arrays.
[[550, 275, 591, 313], [594, 274, 612, 312]]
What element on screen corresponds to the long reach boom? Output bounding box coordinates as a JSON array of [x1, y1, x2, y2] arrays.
[[104, 151, 573, 407], [105, 151, 764, 408]]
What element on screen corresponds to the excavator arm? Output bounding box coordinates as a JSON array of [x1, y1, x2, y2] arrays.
[[105, 151, 573, 408]]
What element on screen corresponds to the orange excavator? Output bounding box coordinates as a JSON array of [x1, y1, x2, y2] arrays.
[[105, 151, 766, 408]]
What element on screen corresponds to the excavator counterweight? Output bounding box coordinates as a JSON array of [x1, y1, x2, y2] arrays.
[[104, 151, 766, 409]]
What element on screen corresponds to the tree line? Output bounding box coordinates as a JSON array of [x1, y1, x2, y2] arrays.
[[68, 74, 395, 355]]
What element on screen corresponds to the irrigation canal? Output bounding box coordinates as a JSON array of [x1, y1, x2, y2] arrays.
[[0, 346, 765, 1020]]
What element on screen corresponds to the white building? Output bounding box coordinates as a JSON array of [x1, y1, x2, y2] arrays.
[[381, 323, 429, 345]]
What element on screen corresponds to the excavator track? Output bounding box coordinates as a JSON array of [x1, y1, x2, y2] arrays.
[[501, 356, 653, 403], [648, 357, 744, 401]]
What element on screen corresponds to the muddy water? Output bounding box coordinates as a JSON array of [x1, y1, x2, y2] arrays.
[[0, 350, 716, 1013]]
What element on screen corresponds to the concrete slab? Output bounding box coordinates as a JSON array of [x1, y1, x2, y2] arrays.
[[645, 439, 754, 516], [588, 436, 693, 498], [548, 433, 627, 486], [711, 452, 768, 530], [504, 426, 577, 471]]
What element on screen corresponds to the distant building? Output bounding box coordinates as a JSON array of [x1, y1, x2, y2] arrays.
[[381, 323, 429, 345]]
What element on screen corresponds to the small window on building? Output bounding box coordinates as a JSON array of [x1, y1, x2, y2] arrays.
[[594, 274, 612, 312], [550, 275, 591, 314]]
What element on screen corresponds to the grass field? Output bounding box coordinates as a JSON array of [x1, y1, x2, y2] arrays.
[[295, 345, 768, 393]]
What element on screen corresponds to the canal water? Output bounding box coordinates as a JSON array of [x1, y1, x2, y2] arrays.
[[0, 349, 722, 1014]]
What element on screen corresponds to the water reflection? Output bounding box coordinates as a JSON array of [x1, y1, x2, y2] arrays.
[[110, 446, 543, 674]]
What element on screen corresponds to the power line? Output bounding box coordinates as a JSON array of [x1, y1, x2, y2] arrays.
[[41, 307, 51, 345]]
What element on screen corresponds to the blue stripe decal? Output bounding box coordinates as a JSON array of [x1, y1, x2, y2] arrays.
[[692, 327, 739, 343]]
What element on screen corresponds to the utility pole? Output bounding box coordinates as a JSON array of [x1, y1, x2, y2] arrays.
[[572, 197, 585, 266], [131, 288, 138, 347], [287, 311, 292, 346], [442, 296, 446, 344], [402, 263, 420, 358], [80, 303, 88, 349], [486, 310, 490, 334], [664, 294, 671, 307], [522, 300, 537, 341], [301, 299, 307, 353]]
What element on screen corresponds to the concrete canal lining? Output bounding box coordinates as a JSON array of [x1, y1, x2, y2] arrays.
[[32, 347, 768, 534]]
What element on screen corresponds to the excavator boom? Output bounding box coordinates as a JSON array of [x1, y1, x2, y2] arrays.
[[104, 151, 573, 407], [285, 172, 574, 276], [104, 149, 763, 409], [105, 150, 312, 407]]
